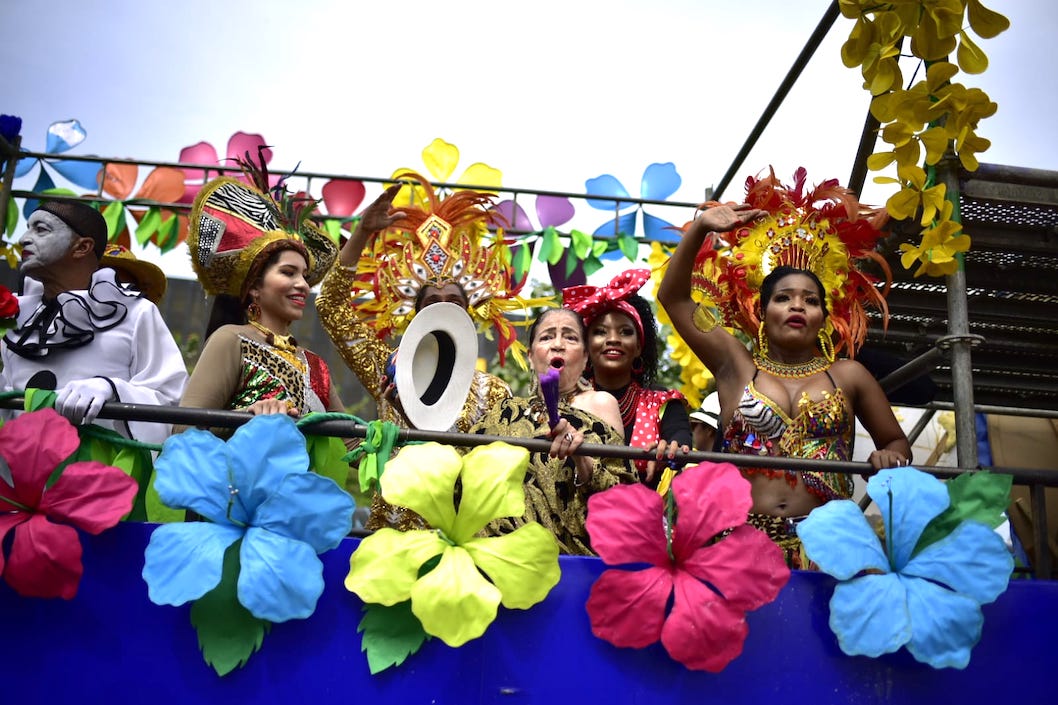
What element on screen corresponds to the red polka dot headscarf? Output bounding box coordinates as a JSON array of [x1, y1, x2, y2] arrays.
[[562, 268, 651, 342]]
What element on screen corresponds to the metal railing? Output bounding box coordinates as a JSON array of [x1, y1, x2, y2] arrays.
[[1, 396, 1052, 578]]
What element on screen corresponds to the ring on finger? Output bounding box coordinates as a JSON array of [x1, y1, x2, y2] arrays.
[[564, 432, 574, 442]]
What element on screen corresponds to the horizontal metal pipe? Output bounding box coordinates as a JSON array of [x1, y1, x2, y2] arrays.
[[3, 398, 1057, 486], [925, 401, 1058, 420], [878, 347, 945, 395], [11, 153, 699, 210]]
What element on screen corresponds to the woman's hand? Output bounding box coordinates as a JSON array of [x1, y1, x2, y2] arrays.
[[379, 374, 411, 426], [868, 448, 911, 472], [549, 418, 592, 486], [642, 439, 690, 484], [687, 203, 767, 237], [245, 399, 298, 417], [340, 184, 408, 266], [359, 183, 406, 235]]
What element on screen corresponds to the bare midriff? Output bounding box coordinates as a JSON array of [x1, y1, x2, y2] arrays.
[[744, 472, 826, 517]]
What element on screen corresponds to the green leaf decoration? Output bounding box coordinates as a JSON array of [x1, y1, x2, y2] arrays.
[[564, 249, 579, 277], [569, 229, 592, 259], [591, 240, 610, 258], [617, 233, 640, 261], [512, 241, 532, 282], [913, 471, 1014, 557], [322, 219, 342, 244], [5, 195, 17, 236], [56, 424, 155, 520], [40, 187, 79, 198], [305, 433, 351, 491], [156, 213, 179, 253], [582, 252, 605, 277], [23, 387, 58, 412], [145, 471, 185, 523], [358, 600, 430, 675], [190, 539, 270, 677], [102, 201, 125, 239], [540, 226, 563, 265], [135, 207, 162, 245]]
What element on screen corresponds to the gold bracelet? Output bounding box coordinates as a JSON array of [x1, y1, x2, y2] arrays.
[[692, 304, 722, 334]]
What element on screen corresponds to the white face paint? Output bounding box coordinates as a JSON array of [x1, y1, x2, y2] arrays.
[[20, 211, 77, 272]]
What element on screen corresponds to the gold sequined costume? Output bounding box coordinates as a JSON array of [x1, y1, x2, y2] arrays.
[[316, 263, 512, 530], [469, 397, 637, 556]]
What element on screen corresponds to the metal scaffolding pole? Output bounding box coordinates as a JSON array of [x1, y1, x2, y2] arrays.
[[0, 135, 21, 232], [938, 152, 982, 469]]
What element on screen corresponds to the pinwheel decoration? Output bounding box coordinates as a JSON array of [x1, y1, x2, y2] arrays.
[[13, 120, 102, 217], [586, 162, 683, 251], [490, 192, 585, 288], [390, 137, 502, 207]]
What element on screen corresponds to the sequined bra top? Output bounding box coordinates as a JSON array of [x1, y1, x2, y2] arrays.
[[721, 370, 855, 502]]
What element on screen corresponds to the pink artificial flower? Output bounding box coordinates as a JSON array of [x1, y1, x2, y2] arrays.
[[585, 462, 790, 672], [0, 409, 137, 599], [177, 131, 275, 203]]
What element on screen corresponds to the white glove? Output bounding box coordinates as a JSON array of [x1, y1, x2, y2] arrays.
[[56, 377, 115, 425]]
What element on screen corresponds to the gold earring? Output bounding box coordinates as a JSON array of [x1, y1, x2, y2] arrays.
[[247, 300, 262, 322], [757, 321, 769, 357], [818, 329, 835, 363]]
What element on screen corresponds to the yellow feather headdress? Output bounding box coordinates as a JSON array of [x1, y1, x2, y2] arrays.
[[690, 168, 892, 356], [350, 172, 552, 367]]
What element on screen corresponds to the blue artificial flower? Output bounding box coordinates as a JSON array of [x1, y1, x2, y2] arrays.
[[143, 415, 355, 623], [797, 467, 1012, 669], [585, 162, 682, 245], [0, 114, 22, 142], [14, 120, 103, 217]]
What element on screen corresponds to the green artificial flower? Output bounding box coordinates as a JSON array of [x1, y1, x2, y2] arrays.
[[345, 442, 561, 647]]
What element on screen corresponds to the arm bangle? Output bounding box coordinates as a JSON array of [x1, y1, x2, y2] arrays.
[[692, 304, 721, 334]]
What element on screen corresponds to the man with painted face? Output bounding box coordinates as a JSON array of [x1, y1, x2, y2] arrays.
[[1, 200, 187, 444]]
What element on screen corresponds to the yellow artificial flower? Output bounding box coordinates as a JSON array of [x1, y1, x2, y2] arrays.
[[899, 218, 970, 277], [957, 30, 990, 74], [967, 0, 1011, 39], [390, 137, 503, 206], [345, 443, 560, 648]]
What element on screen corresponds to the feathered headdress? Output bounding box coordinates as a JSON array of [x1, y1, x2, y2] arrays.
[[188, 149, 338, 298], [690, 167, 891, 356], [350, 171, 552, 368]]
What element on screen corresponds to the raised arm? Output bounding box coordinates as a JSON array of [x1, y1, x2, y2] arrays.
[[657, 204, 764, 402], [338, 183, 406, 267]]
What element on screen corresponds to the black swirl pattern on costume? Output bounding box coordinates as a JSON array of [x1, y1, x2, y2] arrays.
[[4, 279, 137, 359]]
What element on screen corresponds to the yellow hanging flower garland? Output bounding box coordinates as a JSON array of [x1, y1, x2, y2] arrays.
[[839, 0, 1010, 277]]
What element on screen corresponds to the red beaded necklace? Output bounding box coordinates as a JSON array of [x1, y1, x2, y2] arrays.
[[616, 381, 641, 430]]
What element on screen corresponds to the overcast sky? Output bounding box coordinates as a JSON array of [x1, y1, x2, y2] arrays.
[[6, 0, 1055, 279]]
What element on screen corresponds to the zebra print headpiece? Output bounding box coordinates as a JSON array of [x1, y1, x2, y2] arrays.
[[188, 177, 338, 298]]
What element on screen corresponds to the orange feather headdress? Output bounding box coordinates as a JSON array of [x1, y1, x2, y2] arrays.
[[690, 167, 891, 356]]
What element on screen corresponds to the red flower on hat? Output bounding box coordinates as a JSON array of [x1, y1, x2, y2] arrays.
[[0, 409, 138, 599], [0, 284, 18, 321], [585, 462, 789, 672]]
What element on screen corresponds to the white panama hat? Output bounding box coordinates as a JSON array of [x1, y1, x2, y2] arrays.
[[688, 391, 722, 430], [393, 302, 478, 432]]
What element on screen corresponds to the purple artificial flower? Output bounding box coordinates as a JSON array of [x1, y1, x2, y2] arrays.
[[540, 366, 561, 430]]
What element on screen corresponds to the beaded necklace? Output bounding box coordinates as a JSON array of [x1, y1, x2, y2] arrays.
[[753, 353, 831, 379], [249, 320, 299, 353], [615, 381, 642, 430]]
